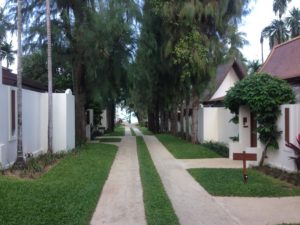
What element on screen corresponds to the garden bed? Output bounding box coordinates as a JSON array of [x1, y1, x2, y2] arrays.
[[254, 166, 300, 186]]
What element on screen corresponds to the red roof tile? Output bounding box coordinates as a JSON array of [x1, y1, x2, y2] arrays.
[[260, 36, 300, 79]]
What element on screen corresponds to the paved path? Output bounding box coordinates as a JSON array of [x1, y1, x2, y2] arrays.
[[143, 134, 300, 225], [132, 127, 143, 136], [124, 126, 131, 136], [91, 126, 300, 225], [143, 135, 239, 225], [179, 158, 242, 169], [216, 196, 300, 225], [90, 136, 146, 225]]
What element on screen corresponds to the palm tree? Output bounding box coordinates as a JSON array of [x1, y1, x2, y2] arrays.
[[260, 35, 264, 63], [15, 0, 25, 167], [247, 60, 261, 75], [261, 19, 289, 49], [227, 25, 249, 59], [0, 41, 16, 68], [0, 7, 11, 43], [46, 0, 53, 154], [273, 0, 292, 19], [286, 7, 300, 38]]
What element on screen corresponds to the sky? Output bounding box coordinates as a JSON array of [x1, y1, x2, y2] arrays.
[[1, 0, 300, 123], [240, 0, 300, 63], [2, 0, 300, 71]]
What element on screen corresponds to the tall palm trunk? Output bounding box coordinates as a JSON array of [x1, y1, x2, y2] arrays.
[[15, 0, 24, 166], [46, 0, 53, 153], [260, 36, 264, 63], [73, 60, 86, 145], [191, 89, 199, 144]]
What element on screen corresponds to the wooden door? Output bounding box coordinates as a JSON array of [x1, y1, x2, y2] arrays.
[[250, 113, 257, 147]]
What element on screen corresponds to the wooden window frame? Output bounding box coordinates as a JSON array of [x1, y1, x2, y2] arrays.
[[8, 87, 17, 141], [285, 108, 290, 143]]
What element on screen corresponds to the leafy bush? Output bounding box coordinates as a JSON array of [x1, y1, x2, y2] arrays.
[[201, 141, 229, 157], [224, 73, 295, 166]]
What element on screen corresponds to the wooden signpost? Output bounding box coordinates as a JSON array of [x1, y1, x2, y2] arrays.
[[233, 151, 257, 183]]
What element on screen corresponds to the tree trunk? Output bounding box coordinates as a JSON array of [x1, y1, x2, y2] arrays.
[[154, 101, 160, 133], [111, 102, 115, 131], [191, 90, 199, 144], [180, 102, 184, 137], [148, 110, 154, 132], [165, 111, 169, 133], [46, 0, 53, 154], [106, 103, 115, 132], [259, 139, 271, 167], [260, 37, 264, 64], [185, 100, 190, 141], [160, 111, 166, 132], [15, 0, 24, 167], [170, 108, 177, 135], [74, 62, 86, 146]]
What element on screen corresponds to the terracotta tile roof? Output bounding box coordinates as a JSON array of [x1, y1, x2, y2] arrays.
[[2, 67, 48, 92], [260, 36, 300, 79]]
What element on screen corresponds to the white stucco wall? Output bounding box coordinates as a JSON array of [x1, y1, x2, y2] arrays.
[[265, 104, 300, 171], [43, 90, 75, 152], [0, 85, 46, 166], [229, 106, 252, 160], [198, 107, 219, 142], [198, 107, 238, 144], [217, 108, 239, 143], [0, 64, 75, 168], [210, 68, 240, 101], [101, 109, 108, 129], [229, 105, 300, 172], [66, 90, 75, 150]]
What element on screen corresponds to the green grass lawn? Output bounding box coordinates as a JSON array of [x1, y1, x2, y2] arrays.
[[104, 125, 125, 136], [189, 168, 300, 197], [156, 134, 221, 159], [139, 126, 153, 135], [0, 144, 117, 225], [136, 137, 180, 225], [99, 138, 122, 142]]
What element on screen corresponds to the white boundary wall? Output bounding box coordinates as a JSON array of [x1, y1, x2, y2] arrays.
[[229, 105, 300, 172], [0, 63, 75, 168], [198, 107, 238, 144], [170, 106, 237, 144]]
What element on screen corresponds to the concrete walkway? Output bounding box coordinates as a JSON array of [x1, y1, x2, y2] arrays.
[[216, 196, 300, 225], [90, 136, 146, 225], [143, 134, 300, 225], [132, 127, 143, 136], [124, 126, 131, 136], [91, 125, 300, 225], [143, 135, 239, 225], [179, 158, 242, 169]]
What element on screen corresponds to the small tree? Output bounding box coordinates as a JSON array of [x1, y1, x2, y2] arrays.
[[224, 73, 295, 166]]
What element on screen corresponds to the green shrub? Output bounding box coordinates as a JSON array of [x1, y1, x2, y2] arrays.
[[201, 141, 229, 157]]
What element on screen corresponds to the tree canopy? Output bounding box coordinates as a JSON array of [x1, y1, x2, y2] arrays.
[[128, 0, 250, 141]]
